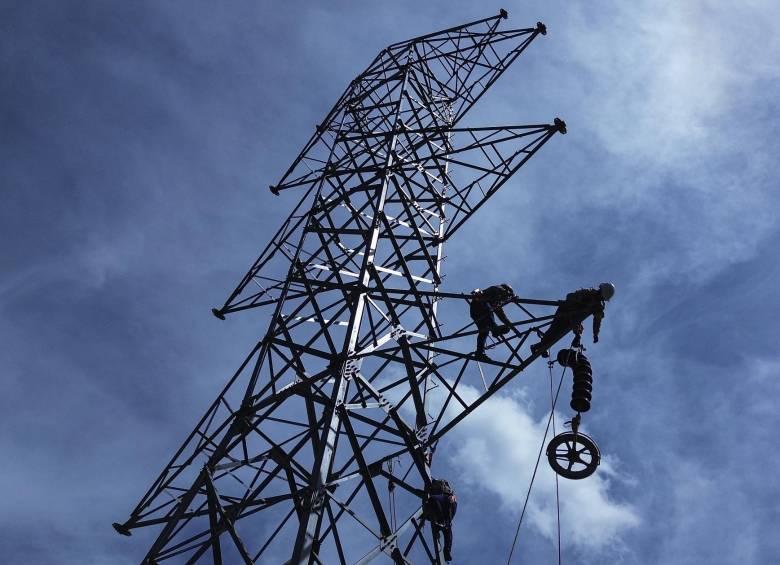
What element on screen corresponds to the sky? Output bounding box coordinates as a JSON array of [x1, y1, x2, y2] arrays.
[[2, 1, 780, 563]]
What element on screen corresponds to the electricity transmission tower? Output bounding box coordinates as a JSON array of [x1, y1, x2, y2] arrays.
[[115, 11, 572, 564]]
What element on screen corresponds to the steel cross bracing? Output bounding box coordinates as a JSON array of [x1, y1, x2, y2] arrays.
[[116, 11, 578, 564]]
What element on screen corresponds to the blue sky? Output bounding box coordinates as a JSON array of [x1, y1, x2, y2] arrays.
[[2, 1, 780, 563]]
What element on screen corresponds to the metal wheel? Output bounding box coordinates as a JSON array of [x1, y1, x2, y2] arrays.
[[546, 431, 600, 480]]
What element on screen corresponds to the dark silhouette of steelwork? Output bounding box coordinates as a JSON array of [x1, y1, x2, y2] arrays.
[[115, 11, 575, 564]]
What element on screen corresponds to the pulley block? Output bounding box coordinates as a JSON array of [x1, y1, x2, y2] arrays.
[[546, 431, 601, 480]]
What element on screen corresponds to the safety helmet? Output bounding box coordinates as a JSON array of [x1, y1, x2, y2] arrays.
[[500, 283, 514, 298], [599, 282, 615, 301]]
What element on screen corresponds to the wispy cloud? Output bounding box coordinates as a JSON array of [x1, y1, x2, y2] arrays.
[[558, 1, 780, 284], [3, 2, 779, 563], [425, 382, 640, 553]]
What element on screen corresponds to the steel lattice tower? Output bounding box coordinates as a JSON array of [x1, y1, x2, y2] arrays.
[[115, 11, 574, 564]]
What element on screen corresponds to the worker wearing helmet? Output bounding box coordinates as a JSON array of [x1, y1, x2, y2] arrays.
[[424, 480, 458, 562], [469, 283, 516, 362], [531, 282, 615, 358]]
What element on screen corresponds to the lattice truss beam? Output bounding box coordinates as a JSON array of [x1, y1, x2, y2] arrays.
[[117, 12, 580, 565]]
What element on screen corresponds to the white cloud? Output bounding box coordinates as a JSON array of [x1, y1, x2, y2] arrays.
[[79, 234, 138, 287], [432, 383, 640, 552], [566, 1, 780, 161], [524, 0, 780, 293], [446, 1, 780, 304]]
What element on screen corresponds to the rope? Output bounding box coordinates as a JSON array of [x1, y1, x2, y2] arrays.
[[549, 363, 562, 565], [506, 363, 567, 565], [388, 459, 398, 531]]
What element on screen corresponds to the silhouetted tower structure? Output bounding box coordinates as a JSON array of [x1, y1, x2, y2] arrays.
[[115, 11, 573, 564]]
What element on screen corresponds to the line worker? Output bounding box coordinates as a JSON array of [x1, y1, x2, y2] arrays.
[[469, 283, 517, 362], [531, 282, 615, 357]]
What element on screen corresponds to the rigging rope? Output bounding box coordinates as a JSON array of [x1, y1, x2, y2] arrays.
[[387, 458, 398, 531], [505, 363, 567, 565], [549, 363, 562, 565]]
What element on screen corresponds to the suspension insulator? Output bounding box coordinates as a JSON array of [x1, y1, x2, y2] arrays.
[[556, 348, 576, 366], [557, 349, 594, 413]]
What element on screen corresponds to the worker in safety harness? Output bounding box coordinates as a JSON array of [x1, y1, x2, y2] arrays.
[[469, 283, 517, 362], [424, 479, 458, 562], [531, 282, 615, 358]]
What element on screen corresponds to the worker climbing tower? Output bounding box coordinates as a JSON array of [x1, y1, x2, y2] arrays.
[[114, 11, 593, 564]]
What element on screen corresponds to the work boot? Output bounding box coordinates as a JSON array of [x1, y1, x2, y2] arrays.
[[491, 325, 510, 337], [530, 343, 549, 358], [473, 351, 492, 362]]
